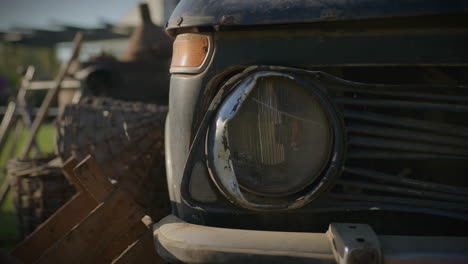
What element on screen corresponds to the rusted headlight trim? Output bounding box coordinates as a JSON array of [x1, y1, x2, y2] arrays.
[[170, 33, 213, 74], [205, 71, 346, 211]]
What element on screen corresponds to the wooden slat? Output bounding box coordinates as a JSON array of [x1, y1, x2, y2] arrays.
[[36, 189, 145, 264], [21, 32, 83, 158], [61, 157, 84, 191], [6, 120, 24, 159], [73, 155, 116, 202], [112, 229, 165, 264], [17, 65, 41, 153], [96, 221, 149, 263], [0, 101, 17, 150], [11, 192, 98, 264]]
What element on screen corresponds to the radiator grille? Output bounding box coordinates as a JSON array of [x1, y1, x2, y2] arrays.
[[325, 76, 468, 221]]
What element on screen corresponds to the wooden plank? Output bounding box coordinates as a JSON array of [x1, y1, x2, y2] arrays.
[[112, 229, 165, 264], [0, 101, 17, 151], [20, 32, 83, 158], [36, 189, 145, 264], [96, 221, 149, 263], [73, 155, 116, 202], [61, 157, 85, 192], [0, 173, 13, 210], [11, 191, 98, 264], [7, 120, 23, 159], [27, 79, 80, 90], [17, 65, 40, 153], [0, 112, 19, 204]]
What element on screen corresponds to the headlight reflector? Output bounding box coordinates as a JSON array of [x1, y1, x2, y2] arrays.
[[206, 71, 341, 210], [227, 76, 332, 196]]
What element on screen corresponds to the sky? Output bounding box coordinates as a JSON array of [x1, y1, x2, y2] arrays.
[[0, 0, 140, 31]]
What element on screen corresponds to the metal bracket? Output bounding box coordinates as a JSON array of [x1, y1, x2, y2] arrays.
[[326, 223, 382, 264]]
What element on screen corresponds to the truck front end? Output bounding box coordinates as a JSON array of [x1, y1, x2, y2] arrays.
[[155, 1, 468, 263]]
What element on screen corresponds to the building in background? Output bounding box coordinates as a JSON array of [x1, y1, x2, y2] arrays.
[[1, 0, 179, 64], [58, 0, 179, 62], [0, 0, 179, 105], [119, 0, 180, 28]]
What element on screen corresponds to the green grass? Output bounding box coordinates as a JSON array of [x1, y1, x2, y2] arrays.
[[0, 193, 16, 251], [0, 123, 55, 251]]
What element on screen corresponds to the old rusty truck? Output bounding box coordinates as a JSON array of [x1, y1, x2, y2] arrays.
[[153, 1, 468, 263]]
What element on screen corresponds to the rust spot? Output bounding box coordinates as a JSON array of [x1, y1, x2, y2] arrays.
[[230, 95, 243, 114], [221, 134, 229, 152], [177, 16, 184, 26]]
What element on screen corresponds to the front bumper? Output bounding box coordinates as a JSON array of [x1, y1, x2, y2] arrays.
[[153, 215, 468, 264]]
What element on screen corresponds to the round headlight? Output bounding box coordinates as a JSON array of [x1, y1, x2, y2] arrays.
[[227, 76, 332, 196], [207, 71, 342, 210]]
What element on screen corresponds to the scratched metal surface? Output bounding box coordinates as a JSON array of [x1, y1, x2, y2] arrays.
[[167, 0, 468, 30]]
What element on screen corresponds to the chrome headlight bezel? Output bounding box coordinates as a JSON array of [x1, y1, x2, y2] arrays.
[[205, 70, 346, 211]]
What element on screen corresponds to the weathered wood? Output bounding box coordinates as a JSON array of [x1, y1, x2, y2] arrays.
[[36, 189, 145, 264], [0, 117, 21, 205], [11, 191, 98, 264], [55, 97, 169, 221], [0, 105, 18, 204], [17, 65, 40, 153], [0, 173, 12, 208], [20, 32, 83, 158], [112, 229, 165, 264], [0, 101, 17, 150], [61, 157, 84, 191], [97, 221, 149, 263], [0, 65, 37, 161], [27, 79, 80, 90], [10, 156, 165, 264], [7, 120, 23, 159], [73, 155, 116, 202]]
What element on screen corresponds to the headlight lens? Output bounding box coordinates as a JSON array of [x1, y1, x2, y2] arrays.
[[207, 71, 337, 210], [227, 76, 332, 196]]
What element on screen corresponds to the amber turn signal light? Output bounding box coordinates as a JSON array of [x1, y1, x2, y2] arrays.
[[171, 34, 210, 72]]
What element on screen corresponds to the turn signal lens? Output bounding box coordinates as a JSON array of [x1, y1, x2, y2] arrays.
[[171, 34, 210, 72]]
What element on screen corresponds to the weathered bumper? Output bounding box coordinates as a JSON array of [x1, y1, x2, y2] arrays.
[[153, 215, 468, 264]]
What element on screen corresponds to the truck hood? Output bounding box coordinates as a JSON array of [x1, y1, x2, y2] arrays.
[[167, 0, 468, 33]]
